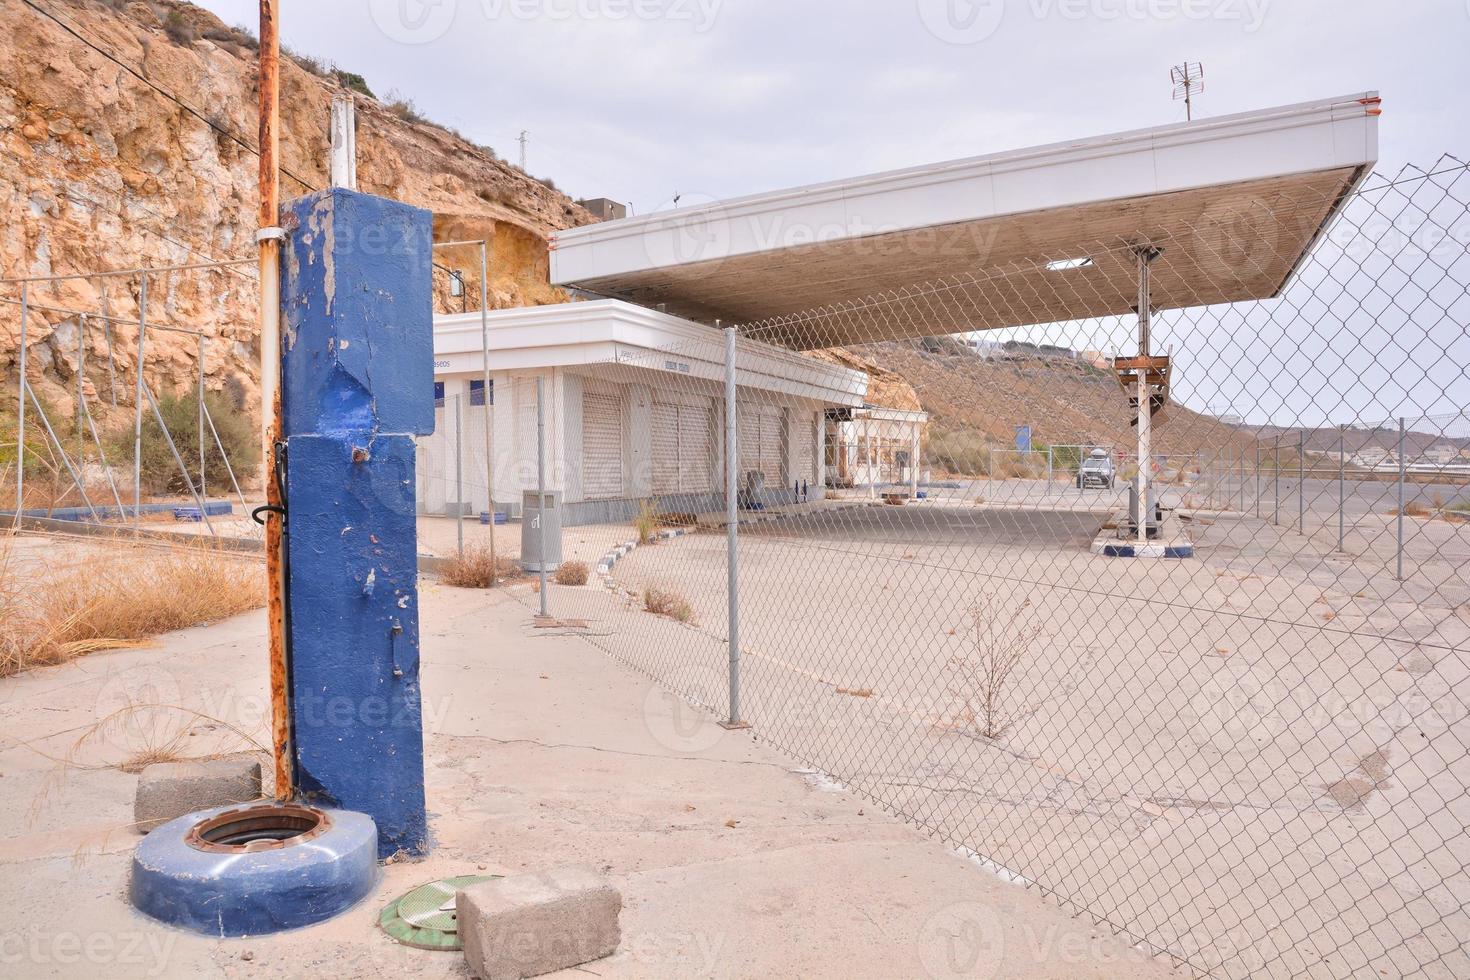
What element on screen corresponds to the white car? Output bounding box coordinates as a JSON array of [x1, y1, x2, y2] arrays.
[[1076, 450, 1116, 489]]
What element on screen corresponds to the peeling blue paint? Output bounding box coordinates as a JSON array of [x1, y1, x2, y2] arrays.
[[280, 189, 434, 859]]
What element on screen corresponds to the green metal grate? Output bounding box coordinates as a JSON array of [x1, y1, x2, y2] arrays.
[[377, 874, 500, 951]]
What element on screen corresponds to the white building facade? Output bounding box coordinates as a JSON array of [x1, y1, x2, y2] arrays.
[[419, 300, 869, 525]]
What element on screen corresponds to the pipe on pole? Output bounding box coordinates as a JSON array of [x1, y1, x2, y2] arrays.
[[258, 0, 293, 800], [723, 323, 745, 729], [479, 240, 496, 585]]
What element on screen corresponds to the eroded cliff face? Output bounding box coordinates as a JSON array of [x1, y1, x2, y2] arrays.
[[0, 0, 595, 434]]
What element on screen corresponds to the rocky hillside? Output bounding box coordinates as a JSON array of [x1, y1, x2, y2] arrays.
[[851, 338, 1246, 463], [1, 0, 595, 433]]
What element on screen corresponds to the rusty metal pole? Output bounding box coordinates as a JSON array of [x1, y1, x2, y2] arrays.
[[258, 0, 293, 800]]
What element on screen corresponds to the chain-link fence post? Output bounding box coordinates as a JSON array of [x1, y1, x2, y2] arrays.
[[197, 335, 206, 500], [722, 322, 747, 730], [1274, 438, 1280, 526], [132, 276, 146, 526], [1338, 424, 1346, 552], [14, 281, 27, 518], [1397, 416, 1406, 581], [1298, 431, 1305, 532], [536, 376, 548, 618], [478, 240, 497, 585]]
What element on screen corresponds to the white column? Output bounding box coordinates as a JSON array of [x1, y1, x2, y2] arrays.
[[910, 420, 920, 497]]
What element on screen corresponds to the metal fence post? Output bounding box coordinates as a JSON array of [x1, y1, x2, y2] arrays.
[[479, 240, 496, 586], [536, 377, 548, 618], [1255, 444, 1260, 518], [1397, 417, 1406, 581], [197, 335, 206, 500], [723, 323, 746, 730], [1338, 424, 1345, 552], [1298, 431, 1305, 532], [455, 394, 464, 557], [77, 314, 86, 465], [132, 276, 147, 525], [15, 282, 27, 518], [1273, 439, 1280, 526]]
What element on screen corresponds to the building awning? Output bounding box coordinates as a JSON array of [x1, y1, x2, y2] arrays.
[[550, 93, 1379, 349]]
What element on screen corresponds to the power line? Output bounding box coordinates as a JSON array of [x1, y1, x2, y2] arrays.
[[21, 0, 318, 193]]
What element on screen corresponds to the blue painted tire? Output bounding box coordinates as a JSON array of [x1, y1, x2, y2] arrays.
[[130, 803, 379, 936]]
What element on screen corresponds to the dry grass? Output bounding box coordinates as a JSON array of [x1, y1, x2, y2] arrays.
[[439, 542, 523, 588], [1398, 501, 1431, 518], [643, 586, 694, 623], [1, 537, 265, 678], [554, 560, 589, 586], [634, 500, 661, 545]]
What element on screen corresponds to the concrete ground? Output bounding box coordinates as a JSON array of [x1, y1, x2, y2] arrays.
[[595, 497, 1470, 979], [0, 549, 1174, 979]]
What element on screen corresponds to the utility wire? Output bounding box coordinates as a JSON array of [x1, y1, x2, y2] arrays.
[[21, 0, 318, 193]]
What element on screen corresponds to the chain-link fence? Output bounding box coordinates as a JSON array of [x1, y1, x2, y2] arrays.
[[2, 259, 262, 541], [489, 158, 1470, 978]]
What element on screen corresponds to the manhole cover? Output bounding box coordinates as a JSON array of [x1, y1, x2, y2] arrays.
[[378, 874, 500, 950]]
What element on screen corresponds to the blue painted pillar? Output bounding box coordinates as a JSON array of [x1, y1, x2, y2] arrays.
[[280, 188, 434, 858]]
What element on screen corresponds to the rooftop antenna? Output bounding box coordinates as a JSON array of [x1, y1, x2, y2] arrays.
[[518, 130, 529, 171], [1171, 62, 1204, 120]]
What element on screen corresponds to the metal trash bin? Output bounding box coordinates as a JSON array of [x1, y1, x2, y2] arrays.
[[519, 490, 562, 572]]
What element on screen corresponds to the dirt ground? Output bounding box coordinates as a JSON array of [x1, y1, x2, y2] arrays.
[[593, 495, 1470, 979], [0, 540, 1177, 979]]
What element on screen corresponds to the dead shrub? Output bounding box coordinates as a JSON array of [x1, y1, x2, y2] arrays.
[[1399, 501, 1430, 518], [947, 592, 1042, 740], [439, 543, 521, 588], [643, 586, 694, 624], [0, 539, 265, 677], [554, 560, 589, 586]]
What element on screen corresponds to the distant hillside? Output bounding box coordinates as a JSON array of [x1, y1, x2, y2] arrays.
[[852, 336, 1247, 463]]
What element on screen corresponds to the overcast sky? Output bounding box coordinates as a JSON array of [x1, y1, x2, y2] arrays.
[[194, 0, 1469, 214], [190, 0, 1469, 426]]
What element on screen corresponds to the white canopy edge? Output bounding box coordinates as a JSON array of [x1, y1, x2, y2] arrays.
[[550, 92, 1380, 288], [433, 299, 869, 406]]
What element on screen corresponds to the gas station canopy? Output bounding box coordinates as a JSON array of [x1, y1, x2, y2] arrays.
[[550, 93, 1380, 348]]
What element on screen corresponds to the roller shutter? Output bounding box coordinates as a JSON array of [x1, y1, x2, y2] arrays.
[[679, 403, 713, 493], [793, 410, 816, 485], [651, 402, 681, 494], [653, 400, 714, 495], [738, 403, 785, 487], [582, 390, 623, 499]]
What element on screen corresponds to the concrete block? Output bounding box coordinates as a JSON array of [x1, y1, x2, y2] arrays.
[[457, 865, 621, 979], [134, 755, 263, 833]]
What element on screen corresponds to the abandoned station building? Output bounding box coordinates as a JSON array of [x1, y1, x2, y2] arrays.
[[416, 299, 929, 525]]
